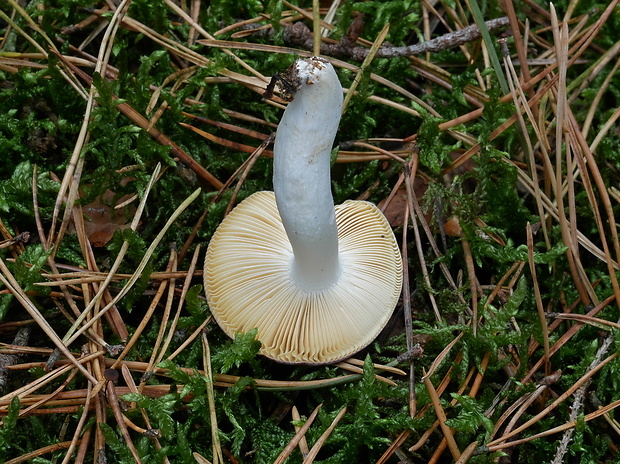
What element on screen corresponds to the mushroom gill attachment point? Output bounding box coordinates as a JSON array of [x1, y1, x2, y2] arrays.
[[205, 57, 403, 364]]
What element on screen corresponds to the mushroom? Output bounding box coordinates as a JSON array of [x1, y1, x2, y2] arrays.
[[205, 57, 403, 364]]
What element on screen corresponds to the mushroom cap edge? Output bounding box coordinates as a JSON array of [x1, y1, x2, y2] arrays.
[[204, 191, 403, 364]]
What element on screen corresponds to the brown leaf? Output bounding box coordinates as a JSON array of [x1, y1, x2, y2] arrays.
[[80, 190, 136, 247], [379, 178, 428, 227]]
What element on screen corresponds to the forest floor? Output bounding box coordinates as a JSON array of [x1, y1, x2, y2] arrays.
[[1, 0, 620, 463]]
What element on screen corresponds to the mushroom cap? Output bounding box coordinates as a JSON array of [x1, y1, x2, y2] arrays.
[[205, 191, 403, 364]]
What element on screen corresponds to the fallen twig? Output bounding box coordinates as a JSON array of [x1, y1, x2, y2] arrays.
[[283, 17, 510, 61]]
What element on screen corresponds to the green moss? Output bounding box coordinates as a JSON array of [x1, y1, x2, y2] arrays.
[[2, 0, 620, 461]]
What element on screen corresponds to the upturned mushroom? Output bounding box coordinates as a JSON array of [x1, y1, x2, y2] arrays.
[[205, 56, 403, 364]]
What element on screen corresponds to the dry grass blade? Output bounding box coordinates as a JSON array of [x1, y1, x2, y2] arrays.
[[202, 333, 223, 464], [60, 162, 161, 348], [341, 22, 390, 113], [311, 0, 321, 56], [418, 353, 490, 459], [336, 357, 406, 376], [0, 350, 104, 407], [5, 441, 79, 464], [182, 112, 270, 141], [0, 262, 98, 385], [331, 365, 396, 386], [521, 295, 615, 385], [423, 372, 461, 461], [488, 352, 618, 449], [503, 45, 551, 249], [65, 186, 201, 349], [59, 382, 92, 464], [422, 332, 464, 380], [487, 395, 620, 453], [490, 371, 560, 443], [460, 238, 479, 335], [119, 364, 167, 460], [154, 245, 201, 366], [273, 404, 322, 464], [192, 453, 212, 464], [181, 122, 266, 157], [110, 254, 176, 370], [551, 9, 595, 308], [400, 204, 416, 418], [527, 223, 550, 375], [548, 312, 620, 331], [14, 368, 79, 420], [140, 250, 177, 381], [162, 0, 266, 81], [376, 429, 412, 464], [291, 406, 310, 458], [404, 163, 441, 321], [302, 406, 347, 463], [105, 371, 142, 463]]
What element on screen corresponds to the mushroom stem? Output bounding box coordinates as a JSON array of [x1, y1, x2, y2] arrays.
[[273, 57, 344, 291]]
